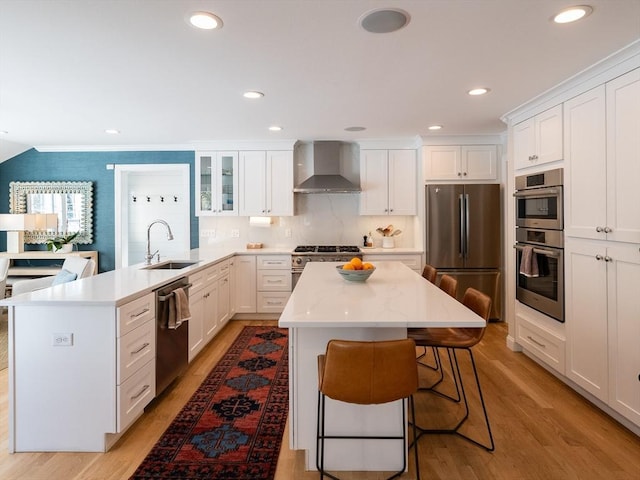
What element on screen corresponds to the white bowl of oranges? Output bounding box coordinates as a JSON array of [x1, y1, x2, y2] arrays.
[[336, 257, 375, 282]]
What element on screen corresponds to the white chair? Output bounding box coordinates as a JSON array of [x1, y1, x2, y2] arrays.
[[0, 258, 9, 299], [11, 257, 95, 296]]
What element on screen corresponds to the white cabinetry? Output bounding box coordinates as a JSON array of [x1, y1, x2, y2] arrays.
[[424, 145, 497, 181], [195, 151, 239, 216], [515, 303, 566, 374], [239, 150, 294, 216], [565, 238, 640, 425], [256, 255, 291, 313], [188, 260, 230, 361], [234, 255, 257, 313], [565, 69, 640, 243], [360, 149, 417, 215], [513, 104, 563, 170], [188, 268, 206, 361], [116, 293, 156, 432]]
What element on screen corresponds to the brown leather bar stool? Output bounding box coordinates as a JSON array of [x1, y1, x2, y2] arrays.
[[421, 264, 437, 283], [317, 339, 421, 480], [415, 274, 458, 378], [438, 274, 458, 298], [409, 287, 495, 451]]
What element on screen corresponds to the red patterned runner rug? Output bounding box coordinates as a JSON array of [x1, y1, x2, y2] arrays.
[[130, 326, 289, 480]]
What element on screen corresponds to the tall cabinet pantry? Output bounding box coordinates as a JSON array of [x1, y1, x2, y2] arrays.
[[564, 67, 640, 426]]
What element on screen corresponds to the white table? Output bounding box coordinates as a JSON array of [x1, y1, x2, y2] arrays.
[[278, 261, 485, 472]]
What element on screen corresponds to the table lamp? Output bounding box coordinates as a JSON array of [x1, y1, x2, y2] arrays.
[[0, 214, 38, 253]]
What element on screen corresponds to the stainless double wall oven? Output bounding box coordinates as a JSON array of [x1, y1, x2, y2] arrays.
[[514, 168, 564, 322]]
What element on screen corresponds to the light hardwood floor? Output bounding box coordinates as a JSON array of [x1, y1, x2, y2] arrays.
[[0, 320, 639, 480]]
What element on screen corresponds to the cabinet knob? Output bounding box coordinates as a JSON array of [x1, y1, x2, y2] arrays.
[[604, 227, 612, 233], [389, 208, 394, 212], [595, 254, 603, 261], [463, 172, 467, 176], [604, 256, 612, 262], [596, 226, 604, 232], [457, 172, 462, 176]]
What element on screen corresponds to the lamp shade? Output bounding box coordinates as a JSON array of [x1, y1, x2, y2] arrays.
[[0, 213, 38, 231]]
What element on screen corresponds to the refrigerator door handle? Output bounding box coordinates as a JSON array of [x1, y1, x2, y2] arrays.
[[459, 193, 465, 258], [465, 193, 470, 259]]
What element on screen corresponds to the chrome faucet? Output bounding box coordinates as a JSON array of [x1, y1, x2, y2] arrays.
[[145, 219, 174, 265]]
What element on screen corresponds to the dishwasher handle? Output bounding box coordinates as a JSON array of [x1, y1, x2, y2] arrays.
[[157, 282, 192, 302]]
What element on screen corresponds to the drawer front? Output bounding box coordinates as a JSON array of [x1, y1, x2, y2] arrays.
[[117, 319, 156, 384], [517, 315, 566, 374], [189, 270, 206, 294], [257, 270, 292, 291], [205, 264, 220, 283], [117, 358, 155, 431], [117, 293, 155, 337], [257, 291, 291, 313], [217, 259, 230, 275], [257, 255, 291, 269]]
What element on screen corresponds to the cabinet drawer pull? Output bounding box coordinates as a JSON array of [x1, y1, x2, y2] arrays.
[[527, 335, 546, 348], [130, 307, 150, 319], [266, 279, 282, 283], [131, 384, 150, 400], [266, 301, 282, 305], [131, 342, 150, 355]]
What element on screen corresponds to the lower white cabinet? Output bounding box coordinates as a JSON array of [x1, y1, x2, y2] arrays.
[[565, 238, 640, 424], [235, 255, 257, 313], [257, 255, 291, 313], [515, 303, 566, 374]]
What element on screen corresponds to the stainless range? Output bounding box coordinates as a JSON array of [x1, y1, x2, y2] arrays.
[[291, 245, 362, 289]]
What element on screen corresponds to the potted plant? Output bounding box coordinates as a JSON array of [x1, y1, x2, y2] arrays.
[[46, 232, 79, 253]]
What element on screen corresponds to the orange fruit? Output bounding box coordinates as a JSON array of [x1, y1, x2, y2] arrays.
[[363, 262, 374, 270], [342, 263, 355, 270], [350, 257, 363, 270]]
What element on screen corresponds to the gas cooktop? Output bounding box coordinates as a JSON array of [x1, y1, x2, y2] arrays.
[[293, 245, 361, 254]]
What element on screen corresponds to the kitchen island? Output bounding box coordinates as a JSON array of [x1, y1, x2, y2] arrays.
[[278, 261, 485, 473]]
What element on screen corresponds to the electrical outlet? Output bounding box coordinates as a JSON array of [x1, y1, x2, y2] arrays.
[[231, 229, 240, 238], [52, 333, 73, 346], [202, 229, 216, 238], [285, 228, 292, 238]]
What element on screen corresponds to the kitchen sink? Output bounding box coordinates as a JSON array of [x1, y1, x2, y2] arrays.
[[143, 260, 198, 270]]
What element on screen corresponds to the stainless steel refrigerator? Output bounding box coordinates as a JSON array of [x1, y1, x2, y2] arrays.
[[426, 184, 502, 320]]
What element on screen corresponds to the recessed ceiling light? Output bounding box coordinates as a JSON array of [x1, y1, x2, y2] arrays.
[[345, 126, 366, 132], [359, 8, 410, 33], [269, 125, 283, 132], [189, 11, 223, 30], [553, 5, 593, 24], [428, 125, 443, 131], [0, 130, 8, 135], [243, 91, 264, 99], [468, 87, 490, 96], [105, 129, 120, 134]]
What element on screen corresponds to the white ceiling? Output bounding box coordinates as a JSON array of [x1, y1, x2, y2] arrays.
[[1, 0, 639, 160]]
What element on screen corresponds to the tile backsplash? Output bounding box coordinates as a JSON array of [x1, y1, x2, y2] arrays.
[[199, 193, 417, 249]]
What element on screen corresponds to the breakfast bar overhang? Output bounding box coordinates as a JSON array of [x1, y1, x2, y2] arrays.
[[278, 261, 486, 472]]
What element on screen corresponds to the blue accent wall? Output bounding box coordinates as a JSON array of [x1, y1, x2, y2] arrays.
[[0, 149, 197, 272]]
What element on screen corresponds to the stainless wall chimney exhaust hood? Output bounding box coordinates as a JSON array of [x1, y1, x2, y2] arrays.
[[293, 141, 361, 193]]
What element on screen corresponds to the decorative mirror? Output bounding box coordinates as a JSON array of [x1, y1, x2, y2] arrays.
[[9, 181, 93, 244]]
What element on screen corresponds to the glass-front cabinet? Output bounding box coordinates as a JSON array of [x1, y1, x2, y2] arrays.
[[195, 151, 239, 216]]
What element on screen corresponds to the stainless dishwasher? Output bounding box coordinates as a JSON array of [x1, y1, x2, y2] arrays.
[[155, 277, 191, 396]]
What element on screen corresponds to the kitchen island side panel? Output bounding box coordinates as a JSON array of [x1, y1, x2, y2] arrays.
[[11, 305, 116, 452]]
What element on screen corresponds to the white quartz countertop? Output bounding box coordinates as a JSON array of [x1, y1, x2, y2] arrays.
[[278, 261, 484, 328], [0, 246, 294, 307]]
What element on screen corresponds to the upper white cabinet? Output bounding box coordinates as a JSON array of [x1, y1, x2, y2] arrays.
[[239, 150, 294, 216], [360, 149, 417, 216], [424, 145, 497, 181], [565, 68, 640, 243], [513, 104, 563, 170], [195, 151, 239, 216]]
